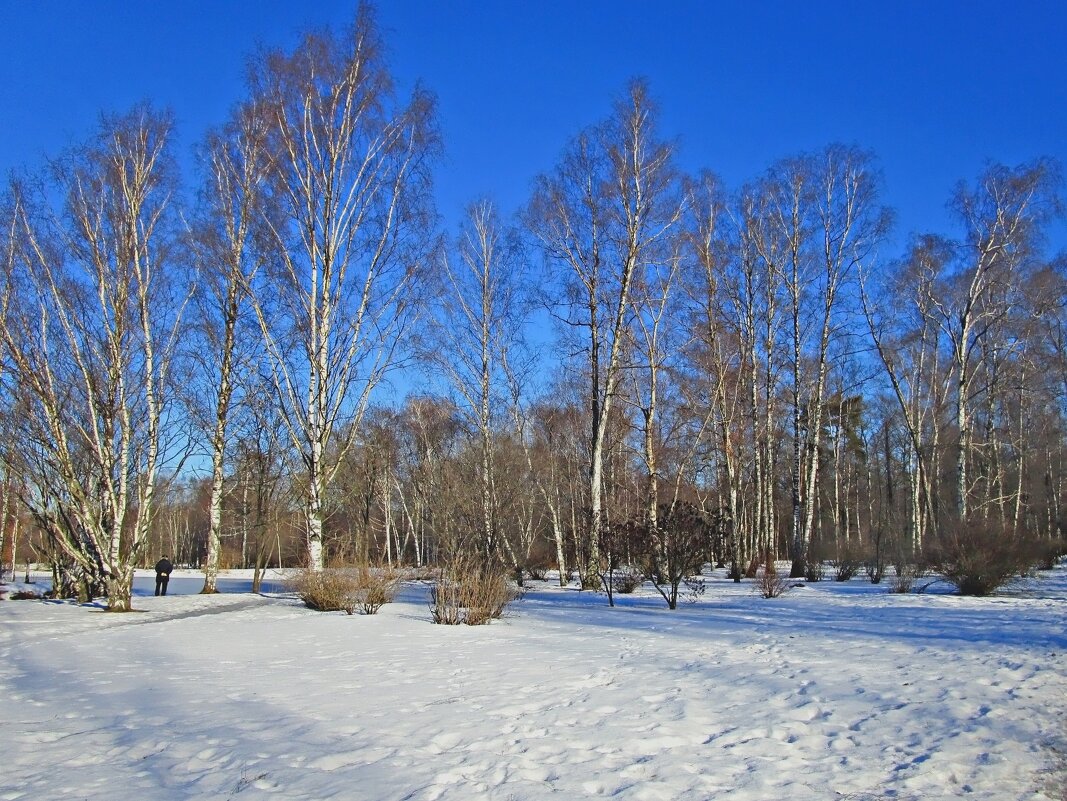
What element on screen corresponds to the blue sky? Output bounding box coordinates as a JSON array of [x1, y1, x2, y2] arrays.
[[1, 0, 1065, 251]]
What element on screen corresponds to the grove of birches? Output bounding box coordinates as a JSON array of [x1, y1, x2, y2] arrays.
[[1, 7, 1064, 613]]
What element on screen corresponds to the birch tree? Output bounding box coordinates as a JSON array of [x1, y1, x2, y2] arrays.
[[626, 176, 686, 527], [193, 100, 272, 592], [860, 235, 949, 551], [685, 172, 747, 572], [0, 106, 186, 610], [928, 160, 1060, 522], [249, 8, 437, 570], [767, 146, 889, 576], [734, 182, 787, 563], [427, 201, 525, 562], [528, 80, 683, 589]]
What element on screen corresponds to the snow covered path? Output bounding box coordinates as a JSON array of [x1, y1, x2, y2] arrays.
[[1, 568, 1064, 800]]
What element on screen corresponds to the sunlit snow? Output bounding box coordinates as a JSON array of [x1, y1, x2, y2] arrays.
[[1, 566, 1064, 800]]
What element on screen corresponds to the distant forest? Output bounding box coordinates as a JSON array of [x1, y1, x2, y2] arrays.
[[1, 6, 1063, 610]]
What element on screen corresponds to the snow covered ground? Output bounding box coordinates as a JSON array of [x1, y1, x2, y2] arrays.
[[1, 565, 1064, 801]]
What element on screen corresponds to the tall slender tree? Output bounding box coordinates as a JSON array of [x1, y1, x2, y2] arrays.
[[528, 80, 684, 589], [247, 7, 437, 570], [193, 100, 273, 592], [427, 201, 525, 562]]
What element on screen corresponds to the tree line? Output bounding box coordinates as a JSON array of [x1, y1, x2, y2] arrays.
[[1, 7, 1064, 610]]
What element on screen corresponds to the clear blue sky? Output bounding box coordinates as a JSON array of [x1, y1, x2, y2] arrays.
[[1, 0, 1065, 251]]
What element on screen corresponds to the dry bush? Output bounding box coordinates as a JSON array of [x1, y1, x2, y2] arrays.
[[352, 566, 403, 614], [865, 552, 887, 584], [888, 565, 919, 594], [1036, 539, 1067, 571], [683, 576, 707, 603], [830, 549, 864, 582], [641, 502, 712, 610], [927, 521, 1042, 597], [888, 547, 932, 594], [429, 575, 464, 625], [430, 554, 520, 625], [525, 564, 549, 581], [291, 567, 403, 615], [8, 589, 44, 601], [464, 569, 518, 625], [290, 568, 361, 614], [523, 540, 557, 581], [755, 554, 791, 599], [805, 560, 825, 582], [612, 568, 644, 594]]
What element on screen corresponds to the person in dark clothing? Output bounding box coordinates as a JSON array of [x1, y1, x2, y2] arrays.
[[155, 556, 174, 596]]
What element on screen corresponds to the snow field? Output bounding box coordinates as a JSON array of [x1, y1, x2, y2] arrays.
[[0, 567, 1064, 800]]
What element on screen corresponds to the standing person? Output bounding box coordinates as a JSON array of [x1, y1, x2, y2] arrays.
[[154, 556, 174, 596]]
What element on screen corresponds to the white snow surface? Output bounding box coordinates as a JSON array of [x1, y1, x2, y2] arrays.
[[1, 566, 1065, 801]]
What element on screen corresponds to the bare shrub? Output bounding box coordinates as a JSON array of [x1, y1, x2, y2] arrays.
[[429, 577, 464, 625], [642, 502, 711, 610], [888, 546, 932, 594], [352, 566, 403, 614], [525, 564, 549, 581], [430, 554, 520, 625], [888, 565, 918, 594], [864, 526, 892, 584], [290, 568, 360, 614], [523, 540, 557, 581], [598, 518, 645, 606], [927, 521, 1041, 597], [830, 549, 864, 581], [612, 568, 644, 594], [805, 560, 825, 582], [1036, 539, 1067, 571], [466, 569, 522, 625], [865, 551, 887, 584], [755, 554, 791, 599], [683, 576, 707, 603], [8, 589, 43, 601]]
